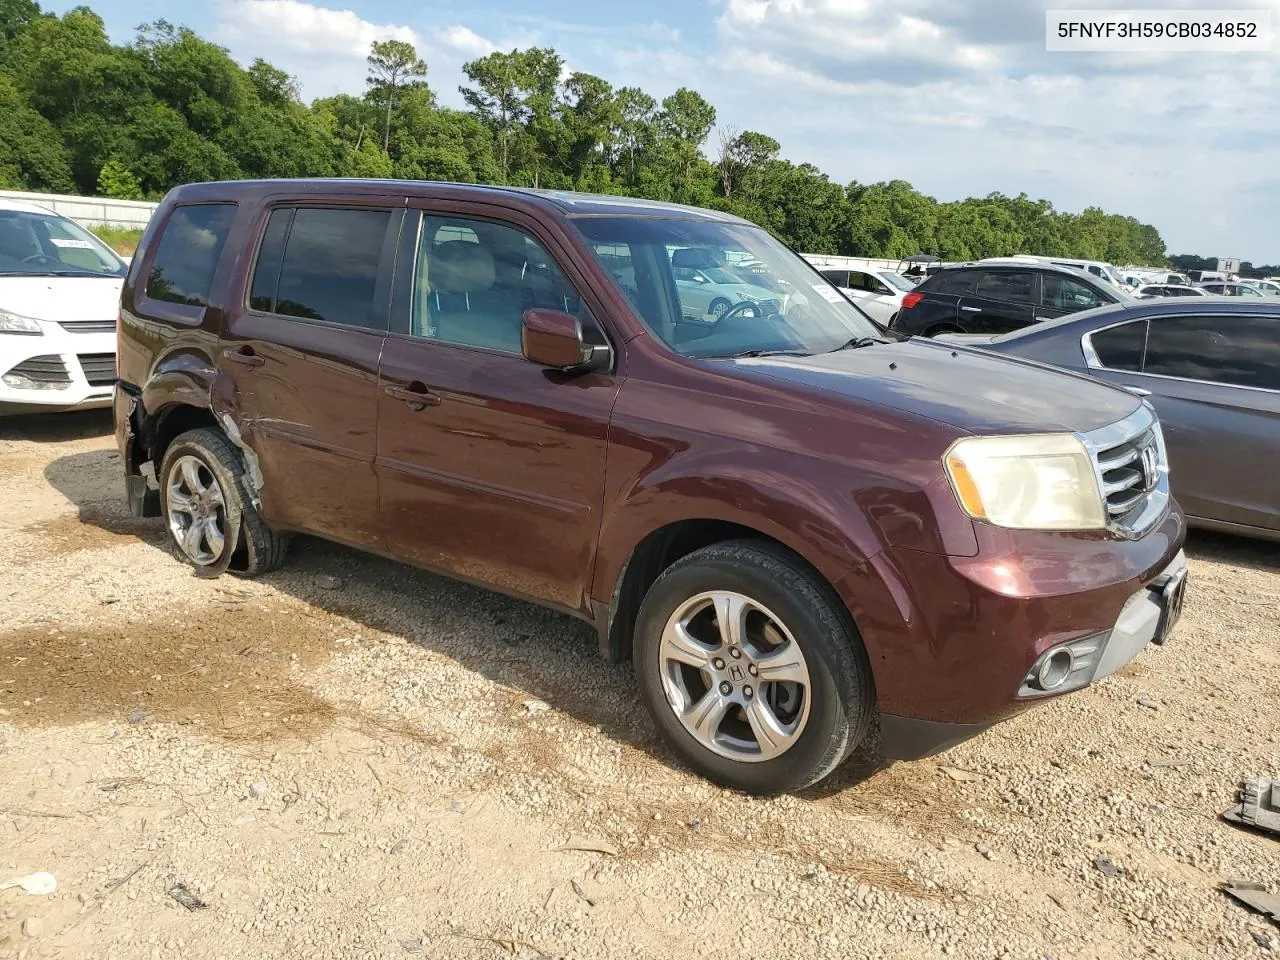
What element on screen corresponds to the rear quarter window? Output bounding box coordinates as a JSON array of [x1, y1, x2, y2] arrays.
[[144, 204, 237, 307]]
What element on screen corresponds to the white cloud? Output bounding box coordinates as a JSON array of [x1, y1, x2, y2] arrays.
[[216, 0, 419, 60], [441, 25, 496, 58]]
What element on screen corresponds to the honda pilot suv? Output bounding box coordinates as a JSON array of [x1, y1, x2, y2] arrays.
[[115, 181, 1187, 794]]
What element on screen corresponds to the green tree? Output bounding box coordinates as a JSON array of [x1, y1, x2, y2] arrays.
[[96, 157, 142, 198], [366, 39, 427, 153]]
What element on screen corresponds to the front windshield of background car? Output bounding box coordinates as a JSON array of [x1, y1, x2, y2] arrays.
[[0, 210, 126, 278], [573, 216, 883, 358], [879, 271, 916, 292]]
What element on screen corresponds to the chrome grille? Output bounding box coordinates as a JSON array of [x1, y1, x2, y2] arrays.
[[59, 318, 116, 333], [1082, 407, 1168, 538], [7, 355, 70, 384], [77, 353, 116, 387]]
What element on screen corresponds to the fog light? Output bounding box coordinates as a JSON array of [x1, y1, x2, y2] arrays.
[[1037, 649, 1075, 690], [2, 372, 67, 391], [1019, 632, 1106, 698]]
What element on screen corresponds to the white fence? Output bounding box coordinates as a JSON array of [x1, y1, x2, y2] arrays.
[[0, 189, 158, 229], [801, 254, 912, 273]]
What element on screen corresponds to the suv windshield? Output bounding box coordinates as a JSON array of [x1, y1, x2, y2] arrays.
[[573, 217, 881, 358], [0, 210, 126, 278]]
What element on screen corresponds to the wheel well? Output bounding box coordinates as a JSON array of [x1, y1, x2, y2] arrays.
[[923, 323, 963, 337], [601, 519, 829, 663], [149, 404, 219, 470]]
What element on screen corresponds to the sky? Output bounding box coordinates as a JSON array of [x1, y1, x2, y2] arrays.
[[47, 0, 1280, 263]]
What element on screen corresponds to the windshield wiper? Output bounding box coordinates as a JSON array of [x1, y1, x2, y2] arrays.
[[829, 336, 891, 352], [719, 348, 812, 359]]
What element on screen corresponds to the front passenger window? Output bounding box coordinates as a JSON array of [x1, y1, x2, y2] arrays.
[[412, 217, 588, 355]]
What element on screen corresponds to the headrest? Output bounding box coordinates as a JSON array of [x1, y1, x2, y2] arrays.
[[670, 247, 720, 270], [431, 241, 496, 293]]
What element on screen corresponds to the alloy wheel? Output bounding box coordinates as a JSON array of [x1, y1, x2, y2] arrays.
[[166, 455, 228, 566], [658, 591, 812, 762]]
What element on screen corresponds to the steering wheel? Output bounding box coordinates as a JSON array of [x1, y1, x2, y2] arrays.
[[22, 254, 59, 266], [715, 300, 772, 324]]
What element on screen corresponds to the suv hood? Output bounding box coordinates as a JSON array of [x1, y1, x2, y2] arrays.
[[0, 275, 124, 323], [732, 338, 1141, 435]]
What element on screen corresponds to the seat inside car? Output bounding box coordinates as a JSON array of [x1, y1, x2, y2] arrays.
[[422, 239, 523, 353]]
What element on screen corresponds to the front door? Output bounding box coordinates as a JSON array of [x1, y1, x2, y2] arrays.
[[222, 202, 403, 547], [1039, 272, 1111, 321], [375, 209, 622, 613], [957, 270, 1037, 333]]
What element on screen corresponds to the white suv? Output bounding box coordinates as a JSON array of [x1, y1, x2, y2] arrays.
[[0, 198, 127, 415]]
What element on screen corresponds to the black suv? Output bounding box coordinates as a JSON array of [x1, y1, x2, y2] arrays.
[[891, 262, 1125, 337]]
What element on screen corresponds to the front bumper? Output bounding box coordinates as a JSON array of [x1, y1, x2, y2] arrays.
[[877, 548, 1188, 760], [0, 329, 116, 415], [837, 503, 1185, 757]]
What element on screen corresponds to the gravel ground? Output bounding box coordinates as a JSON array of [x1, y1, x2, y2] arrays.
[[1, 410, 1277, 960]]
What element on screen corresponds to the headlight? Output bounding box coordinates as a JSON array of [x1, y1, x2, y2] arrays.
[[0, 311, 43, 335], [944, 434, 1105, 530]]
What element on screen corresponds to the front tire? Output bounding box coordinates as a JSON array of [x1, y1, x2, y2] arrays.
[[634, 540, 875, 794], [708, 297, 731, 319], [159, 427, 287, 578]]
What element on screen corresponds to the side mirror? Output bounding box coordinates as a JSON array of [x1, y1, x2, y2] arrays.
[[521, 309, 608, 373]]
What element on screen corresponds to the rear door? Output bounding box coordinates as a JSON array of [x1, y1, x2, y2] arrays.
[[375, 207, 622, 613], [1087, 312, 1280, 534], [222, 200, 403, 547], [957, 270, 1037, 333]]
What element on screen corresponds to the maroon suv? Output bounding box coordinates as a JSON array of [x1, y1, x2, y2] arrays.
[[114, 180, 1187, 794]]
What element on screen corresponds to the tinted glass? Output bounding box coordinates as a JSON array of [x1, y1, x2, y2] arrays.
[[1144, 314, 1280, 390], [975, 270, 1034, 302], [274, 208, 391, 328], [412, 216, 585, 354], [249, 209, 292, 312], [928, 270, 976, 295], [820, 270, 847, 287], [145, 204, 236, 306], [1043, 274, 1106, 311], [1091, 320, 1146, 371]]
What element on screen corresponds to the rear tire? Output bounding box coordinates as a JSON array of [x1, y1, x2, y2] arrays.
[[159, 427, 288, 578], [634, 539, 875, 795], [923, 324, 964, 337]]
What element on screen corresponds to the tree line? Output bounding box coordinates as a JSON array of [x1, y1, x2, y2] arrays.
[[2, 2, 1173, 265]]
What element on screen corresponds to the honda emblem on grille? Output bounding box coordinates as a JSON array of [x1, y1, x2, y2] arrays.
[[1140, 444, 1159, 492]]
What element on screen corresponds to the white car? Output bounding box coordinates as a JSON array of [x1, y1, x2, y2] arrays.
[[818, 267, 916, 325], [1240, 278, 1280, 297], [672, 263, 779, 319], [1133, 284, 1210, 299], [0, 198, 126, 415]]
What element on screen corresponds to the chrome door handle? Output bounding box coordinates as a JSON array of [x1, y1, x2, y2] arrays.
[[384, 383, 442, 411], [1121, 385, 1152, 397], [223, 346, 265, 368], [960, 306, 982, 312]]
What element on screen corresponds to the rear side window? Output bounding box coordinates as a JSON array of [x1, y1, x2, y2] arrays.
[[145, 204, 236, 307], [252, 207, 393, 329], [927, 270, 975, 295], [1144, 315, 1280, 390], [975, 270, 1034, 302], [820, 270, 848, 287], [1090, 320, 1146, 371]]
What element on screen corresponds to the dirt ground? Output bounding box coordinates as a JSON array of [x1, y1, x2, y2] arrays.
[[1, 410, 1277, 960]]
